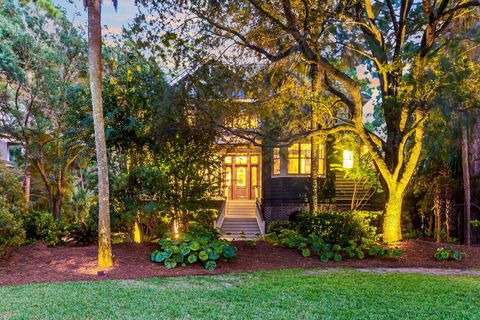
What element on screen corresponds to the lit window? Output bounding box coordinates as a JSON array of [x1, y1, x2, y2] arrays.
[[235, 155, 247, 164], [251, 167, 257, 186], [287, 144, 299, 174], [300, 143, 311, 174], [225, 167, 232, 186], [273, 148, 280, 175], [224, 156, 232, 164], [288, 143, 311, 174], [343, 150, 354, 168], [251, 155, 259, 164], [236, 167, 246, 187], [318, 144, 326, 175]]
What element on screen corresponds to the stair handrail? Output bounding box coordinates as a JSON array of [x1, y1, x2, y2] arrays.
[[255, 200, 265, 235], [215, 198, 228, 229]]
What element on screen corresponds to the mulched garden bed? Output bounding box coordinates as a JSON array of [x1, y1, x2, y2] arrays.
[[1, 239, 479, 286]]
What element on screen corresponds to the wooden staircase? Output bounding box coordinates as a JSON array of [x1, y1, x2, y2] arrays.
[[335, 171, 373, 210], [220, 200, 261, 240]]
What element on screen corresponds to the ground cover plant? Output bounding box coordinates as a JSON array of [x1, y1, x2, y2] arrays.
[[266, 211, 401, 262], [434, 246, 463, 261], [151, 227, 237, 270], [1, 269, 480, 319]]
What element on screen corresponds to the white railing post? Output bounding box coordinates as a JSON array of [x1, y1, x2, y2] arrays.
[[215, 198, 228, 229], [255, 200, 265, 235]]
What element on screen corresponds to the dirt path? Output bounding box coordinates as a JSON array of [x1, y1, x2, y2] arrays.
[[1, 239, 480, 286]]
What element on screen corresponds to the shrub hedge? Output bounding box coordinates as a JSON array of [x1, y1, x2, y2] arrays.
[[268, 210, 382, 246]]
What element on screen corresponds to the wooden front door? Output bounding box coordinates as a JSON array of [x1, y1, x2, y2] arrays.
[[223, 154, 259, 200], [233, 165, 248, 199]]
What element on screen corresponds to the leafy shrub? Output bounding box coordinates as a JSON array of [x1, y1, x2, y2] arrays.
[[265, 229, 401, 263], [151, 227, 237, 270], [293, 211, 382, 246], [434, 246, 462, 261], [67, 219, 98, 245], [0, 208, 25, 255], [0, 164, 26, 255], [267, 220, 295, 235], [23, 210, 65, 247]]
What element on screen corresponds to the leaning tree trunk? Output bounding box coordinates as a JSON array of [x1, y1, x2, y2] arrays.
[[87, 0, 112, 267]]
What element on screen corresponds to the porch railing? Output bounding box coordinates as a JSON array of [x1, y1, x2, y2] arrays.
[[214, 198, 228, 229], [255, 199, 265, 235]]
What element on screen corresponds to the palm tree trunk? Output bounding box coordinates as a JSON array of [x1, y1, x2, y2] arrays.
[[87, 0, 112, 267], [445, 184, 455, 242], [434, 183, 443, 243]]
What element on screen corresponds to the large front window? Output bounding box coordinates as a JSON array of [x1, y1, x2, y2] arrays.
[[288, 143, 311, 174], [273, 142, 326, 177]]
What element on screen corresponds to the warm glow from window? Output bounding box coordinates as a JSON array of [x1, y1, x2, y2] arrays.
[[288, 143, 310, 174], [273, 143, 326, 176], [343, 150, 354, 168], [235, 155, 247, 164], [251, 167, 257, 186], [319, 144, 326, 175], [236, 167, 246, 187], [250, 155, 259, 164], [224, 156, 232, 164], [273, 148, 280, 175], [300, 143, 311, 174], [225, 167, 232, 186]]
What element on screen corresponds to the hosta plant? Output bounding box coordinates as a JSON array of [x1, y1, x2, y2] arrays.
[[150, 227, 237, 270], [266, 229, 401, 263], [434, 246, 462, 261]]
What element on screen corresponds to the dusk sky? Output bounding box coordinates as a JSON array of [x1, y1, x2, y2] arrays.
[[53, 0, 378, 122], [55, 0, 139, 36]]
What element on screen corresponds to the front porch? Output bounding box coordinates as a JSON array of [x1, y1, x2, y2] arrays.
[[215, 148, 265, 239]]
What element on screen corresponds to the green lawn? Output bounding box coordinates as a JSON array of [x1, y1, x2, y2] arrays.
[[1, 269, 479, 319]]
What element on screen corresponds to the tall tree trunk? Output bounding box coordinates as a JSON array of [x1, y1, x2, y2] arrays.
[[310, 134, 319, 213], [23, 164, 31, 214], [470, 111, 480, 178], [461, 120, 472, 246], [87, 0, 112, 267], [434, 183, 443, 243], [469, 111, 480, 244], [383, 189, 404, 243], [445, 184, 455, 242], [428, 211, 435, 238], [52, 191, 63, 221]]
